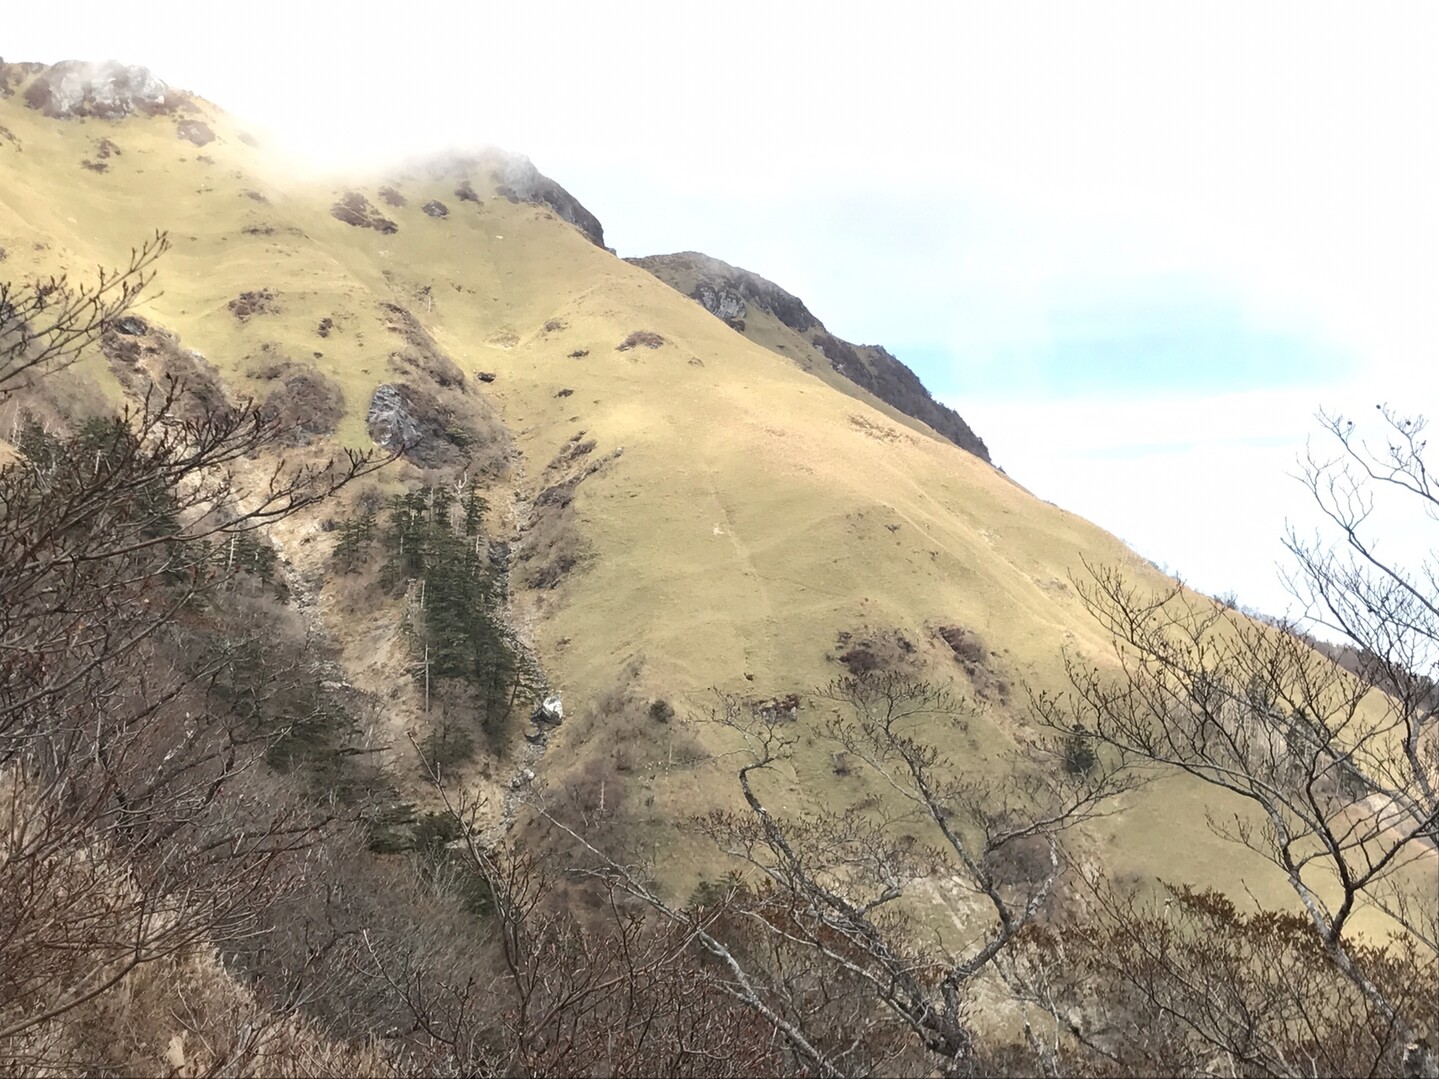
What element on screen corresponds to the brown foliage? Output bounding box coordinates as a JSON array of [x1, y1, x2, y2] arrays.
[[228, 287, 278, 321], [330, 191, 398, 234], [253, 360, 346, 446], [176, 118, 215, 146], [1022, 883, 1439, 1077], [617, 330, 665, 351]]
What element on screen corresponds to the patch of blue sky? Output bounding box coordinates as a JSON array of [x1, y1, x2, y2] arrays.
[[890, 284, 1355, 404]]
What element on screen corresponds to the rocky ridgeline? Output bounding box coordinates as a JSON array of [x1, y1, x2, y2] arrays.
[[629, 251, 991, 463], [493, 153, 606, 248], [630, 251, 819, 336], [2, 59, 189, 118]]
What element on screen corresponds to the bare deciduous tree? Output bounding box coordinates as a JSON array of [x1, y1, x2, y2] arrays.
[[531, 673, 1133, 1077], [353, 750, 790, 1076], [0, 232, 166, 398], [0, 243, 390, 1072], [1028, 406, 1439, 1077]]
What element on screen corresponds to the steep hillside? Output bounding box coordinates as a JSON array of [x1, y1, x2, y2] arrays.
[[628, 251, 991, 460], [0, 58, 1408, 935]]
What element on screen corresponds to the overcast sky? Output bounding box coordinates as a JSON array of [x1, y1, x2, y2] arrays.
[[10, 2, 1439, 619]]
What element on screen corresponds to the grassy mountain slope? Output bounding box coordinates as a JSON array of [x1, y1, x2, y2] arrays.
[[0, 64, 1410, 930]]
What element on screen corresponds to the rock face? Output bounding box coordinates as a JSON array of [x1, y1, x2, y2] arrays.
[[494, 153, 606, 248], [630, 252, 991, 463], [691, 281, 747, 329], [21, 60, 184, 119], [813, 334, 989, 462], [629, 252, 820, 335], [366, 383, 424, 457]]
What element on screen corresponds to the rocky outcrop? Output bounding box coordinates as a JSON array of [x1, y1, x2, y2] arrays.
[[331, 191, 398, 234], [494, 153, 606, 248], [814, 334, 989, 462], [690, 281, 747, 330], [20, 60, 186, 119], [415, 148, 605, 247], [367, 379, 497, 471], [366, 383, 424, 457], [98, 316, 231, 422], [630, 252, 990, 462], [631, 252, 820, 335]]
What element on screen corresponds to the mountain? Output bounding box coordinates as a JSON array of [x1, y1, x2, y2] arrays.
[[0, 54, 1344, 905], [628, 251, 991, 461], [3, 58, 1426, 1076]]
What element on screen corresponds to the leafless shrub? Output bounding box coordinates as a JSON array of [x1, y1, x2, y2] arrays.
[[228, 288, 278, 321], [1029, 405, 1439, 1071], [330, 191, 398, 234], [0, 232, 165, 395], [541, 672, 1132, 1077], [617, 330, 665, 351], [254, 362, 345, 446]]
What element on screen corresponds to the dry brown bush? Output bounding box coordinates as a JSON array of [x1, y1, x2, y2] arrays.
[[616, 330, 664, 351], [227, 288, 278, 321], [330, 191, 398, 234], [254, 360, 346, 446]]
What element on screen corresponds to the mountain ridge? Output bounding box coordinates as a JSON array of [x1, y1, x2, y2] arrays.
[[628, 250, 991, 461]]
